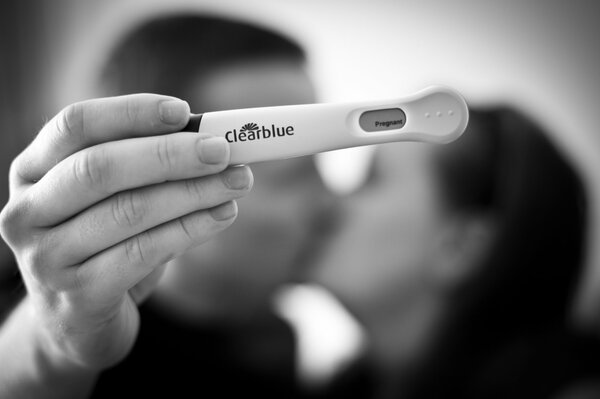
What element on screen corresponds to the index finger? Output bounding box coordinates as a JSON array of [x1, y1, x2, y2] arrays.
[[12, 93, 191, 185]]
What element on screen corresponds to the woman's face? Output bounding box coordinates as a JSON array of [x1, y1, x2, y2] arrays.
[[311, 142, 450, 330]]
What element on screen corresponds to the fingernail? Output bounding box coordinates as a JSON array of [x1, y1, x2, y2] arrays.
[[210, 201, 238, 221], [222, 166, 253, 190], [197, 137, 228, 164], [159, 99, 190, 125]]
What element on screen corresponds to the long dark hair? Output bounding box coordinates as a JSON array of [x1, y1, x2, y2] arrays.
[[405, 107, 598, 398]]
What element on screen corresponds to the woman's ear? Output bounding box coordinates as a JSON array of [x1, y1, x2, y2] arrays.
[[429, 214, 496, 290]]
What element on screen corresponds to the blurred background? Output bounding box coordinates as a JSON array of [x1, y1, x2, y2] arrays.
[[3, 0, 599, 321], [1, 0, 599, 396]]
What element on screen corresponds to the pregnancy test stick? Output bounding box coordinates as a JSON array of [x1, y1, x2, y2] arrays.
[[184, 85, 469, 165]]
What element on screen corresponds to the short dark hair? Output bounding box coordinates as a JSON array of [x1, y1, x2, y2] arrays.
[[99, 14, 305, 99]]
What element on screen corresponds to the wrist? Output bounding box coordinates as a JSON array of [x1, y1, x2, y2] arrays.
[[0, 295, 98, 398], [21, 295, 99, 388]]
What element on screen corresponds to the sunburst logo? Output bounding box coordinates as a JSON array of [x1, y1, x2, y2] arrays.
[[240, 123, 259, 134]]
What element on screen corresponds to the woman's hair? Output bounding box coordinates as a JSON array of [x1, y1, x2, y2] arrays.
[[99, 14, 305, 101], [407, 107, 598, 398]]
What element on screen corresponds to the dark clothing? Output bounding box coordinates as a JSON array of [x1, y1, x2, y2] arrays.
[[91, 299, 299, 398], [2, 266, 600, 398], [403, 329, 600, 399], [463, 330, 600, 399], [299, 330, 600, 399]]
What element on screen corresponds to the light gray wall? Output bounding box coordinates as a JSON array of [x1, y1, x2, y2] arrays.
[[4, 0, 600, 322]]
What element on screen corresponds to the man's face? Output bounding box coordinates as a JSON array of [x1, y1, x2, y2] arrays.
[[166, 57, 334, 320]]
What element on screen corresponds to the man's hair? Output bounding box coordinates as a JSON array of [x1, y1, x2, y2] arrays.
[[100, 14, 305, 100]]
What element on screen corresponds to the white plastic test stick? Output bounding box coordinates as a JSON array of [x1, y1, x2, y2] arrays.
[[184, 85, 469, 165]]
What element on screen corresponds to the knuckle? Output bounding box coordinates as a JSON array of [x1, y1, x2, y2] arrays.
[[72, 148, 111, 192], [10, 154, 28, 183], [125, 96, 140, 127], [111, 191, 148, 228], [124, 232, 154, 266], [184, 178, 206, 201], [55, 102, 85, 144], [73, 266, 91, 292], [69, 262, 96, 294], [177, 217, 195, 244], [22, 236, 53, 281], [0, 199, 31, 245], [154, 135, 177, 171], [0, 203, 18, 243]]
